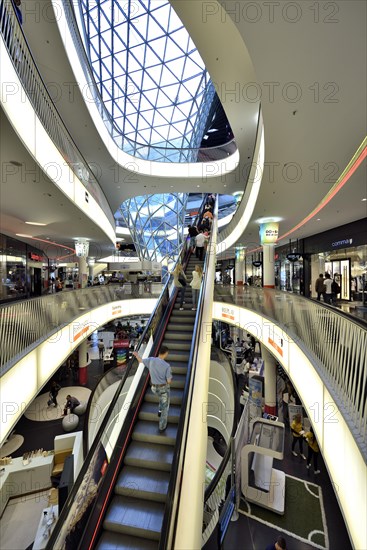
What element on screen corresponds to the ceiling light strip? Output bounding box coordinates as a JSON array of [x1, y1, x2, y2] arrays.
[[278, 138, 367, 242]]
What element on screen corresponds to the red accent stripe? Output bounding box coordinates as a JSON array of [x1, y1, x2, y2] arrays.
[[263, 285, 275, 288]]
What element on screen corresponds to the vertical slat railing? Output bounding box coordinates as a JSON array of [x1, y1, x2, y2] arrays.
[[0, 285, 163, 371], [214, 286, 367, 449]]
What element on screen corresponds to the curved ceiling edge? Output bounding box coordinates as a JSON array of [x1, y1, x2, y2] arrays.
[[54, 1, 239, 179], [217, 112, 264, 256]]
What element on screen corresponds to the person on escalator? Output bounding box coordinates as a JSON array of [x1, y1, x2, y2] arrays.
[[190, 264, 203, 310], [133, 346, 172, 432], [172, 264, 187, 310]]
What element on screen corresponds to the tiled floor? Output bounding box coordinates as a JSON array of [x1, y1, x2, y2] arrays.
[[0, 491, 50, 550]]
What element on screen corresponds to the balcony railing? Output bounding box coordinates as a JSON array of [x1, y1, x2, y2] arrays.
[[0, 284, 162, 371], [214, 286, 367, 452]]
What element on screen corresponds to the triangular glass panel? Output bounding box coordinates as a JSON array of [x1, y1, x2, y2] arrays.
[[148, 36, 167, 62], [164, 37, 186, 62]]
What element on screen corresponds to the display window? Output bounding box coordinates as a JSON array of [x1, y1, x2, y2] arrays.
[[311, 245, 367, 302]]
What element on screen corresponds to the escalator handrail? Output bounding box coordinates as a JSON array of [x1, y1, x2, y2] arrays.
[[77, 245, 193, 550], [81, 278, 172, 455], [45, 275, 171, 550], [46, 195, 210, 549], [159, 196, 217, 550]]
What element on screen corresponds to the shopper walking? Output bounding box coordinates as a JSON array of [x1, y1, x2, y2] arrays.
[[304, 426, 320, 474], [172, 264, 187, 310], [98, 339, 105, 360], [48, 381, 61, 407], [315, 273, 325, 301], [133, 346, 172, 432], [291, 413, 306, 459], [190, 265, 203, 310], [323, 273, 333, 304]]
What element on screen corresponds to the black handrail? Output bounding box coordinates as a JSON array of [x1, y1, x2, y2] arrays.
[[46, 195, 210, 549], [46, 278, 171, 550], [81, 284, 170, 458], [76, 243, 192, 549]]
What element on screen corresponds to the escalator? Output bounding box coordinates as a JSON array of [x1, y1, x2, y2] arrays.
[[96, 254, 205, 549]]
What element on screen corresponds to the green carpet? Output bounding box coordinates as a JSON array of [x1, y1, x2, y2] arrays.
[[239, 474, 329, 549]]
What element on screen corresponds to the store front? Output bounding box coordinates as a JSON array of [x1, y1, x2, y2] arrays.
[[0, 234, 49, 303], [303, 218, 367, 302]]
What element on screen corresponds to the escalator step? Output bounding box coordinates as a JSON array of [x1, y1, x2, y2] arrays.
[[115, 465, 170, 502], [97, 531, 158, 550], [166, 323, 193, 332], [139, 401, 181, 423], [145, 387, 183, 404], [171, 373, 186, 388], [162, 340, 191, 351], [103, 495, 164, 541], [169, 362, 188, 374], [164, 351, 190, 362], [164, 331, 193, 341], [132, 420, 178, 445], [169, 314, 195, 323], [124, 441, 174, 472]]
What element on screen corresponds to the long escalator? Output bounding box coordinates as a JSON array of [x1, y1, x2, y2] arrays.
[[96, 254, 204, 549]]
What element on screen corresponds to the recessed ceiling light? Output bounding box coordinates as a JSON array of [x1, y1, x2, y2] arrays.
[[25, 221, 47, 226], [362, 198, 367, 202], [16, 233, 33, 238], [197, 185, 200, 188], [316, 218, 321, 221]]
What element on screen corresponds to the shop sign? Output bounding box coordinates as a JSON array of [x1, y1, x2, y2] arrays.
[[72, 322, 90, 342], [221, 306, 235, 321], [29, 252, 43, 262], [331, 238, 353, 248], [259, 222, 279, 244], [286, 253, 301, 262], [112, 305, 122, 316]]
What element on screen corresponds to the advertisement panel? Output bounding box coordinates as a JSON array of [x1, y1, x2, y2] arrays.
[[259, 222, 279, 244]]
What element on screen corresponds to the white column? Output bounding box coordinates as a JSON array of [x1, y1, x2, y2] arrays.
[[78, 256, 88, 288], [259, 222, 279, 289], [262, 243, 275, 288], [261, 346, 277, 415], [78, 339, 88, 385], [235, 259, 244, 285]]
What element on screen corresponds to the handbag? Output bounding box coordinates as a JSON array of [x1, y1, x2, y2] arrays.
[[178, 274, 186, 286]]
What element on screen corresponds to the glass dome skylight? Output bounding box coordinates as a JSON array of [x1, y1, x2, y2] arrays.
[[78, 0, 220, 161]]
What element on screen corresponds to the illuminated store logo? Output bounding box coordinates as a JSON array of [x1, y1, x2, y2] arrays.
[[331, 238, 353, 248], [29, 252, 44, 261]]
